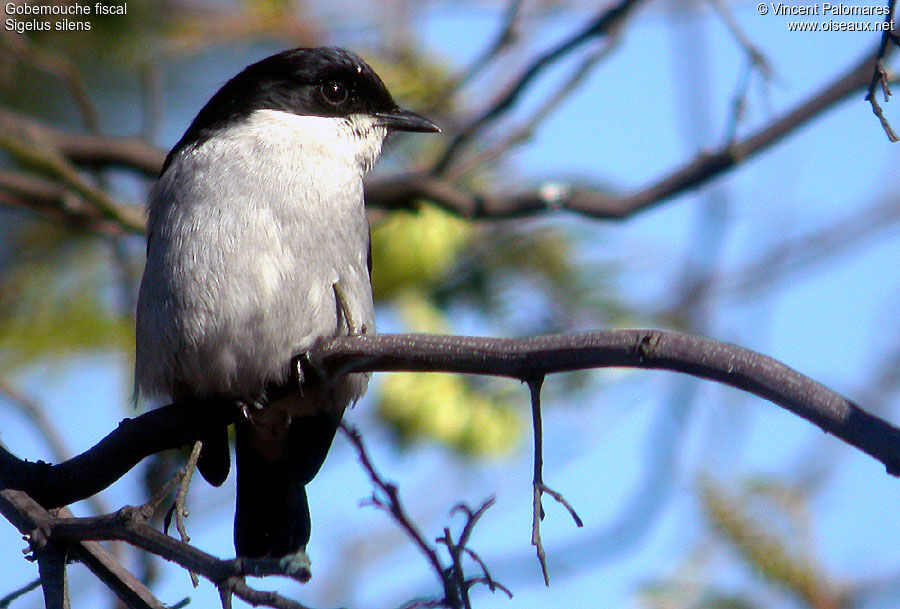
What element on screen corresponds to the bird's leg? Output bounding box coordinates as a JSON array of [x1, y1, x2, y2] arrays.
[[333, 281, 367, 335]]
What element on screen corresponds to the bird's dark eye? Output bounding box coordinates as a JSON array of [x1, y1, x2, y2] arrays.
[[320, 82, 349, 105]]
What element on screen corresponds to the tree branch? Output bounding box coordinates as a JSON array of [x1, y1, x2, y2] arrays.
[[1, 40, 887, 229], [0, 488, 314, 609], [0, 401, 239, 508], [432, 0, 644, 175], [368, 43, 886, 220], [2, 329, 897, 513], [864, 0, 899, 141], [0, 491, 164, 609]]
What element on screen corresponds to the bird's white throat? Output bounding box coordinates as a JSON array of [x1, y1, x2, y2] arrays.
[[231, 108, 389, 173]]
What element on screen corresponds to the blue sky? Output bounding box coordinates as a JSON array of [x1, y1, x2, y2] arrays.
[[2, 2, 900, 609]]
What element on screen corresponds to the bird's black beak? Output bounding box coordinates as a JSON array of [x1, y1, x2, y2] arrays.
[[375, 108, 441, 133]]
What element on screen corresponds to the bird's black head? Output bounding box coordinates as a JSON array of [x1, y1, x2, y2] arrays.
[[163, 47, 439, 173]]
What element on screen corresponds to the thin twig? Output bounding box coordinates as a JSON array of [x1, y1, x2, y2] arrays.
[[448, 0, 525, 92], [340, 424, 451, 601], [528, 377, 549, 585], [446, 40, 617, 181], [864, 0, 899, 141], [710, 0, 777, 143], [432, 0, 644, 174], [709, 0, 774, 80], [441, 498, 510, 602], [527, 377, 582, 585], [0, 578, 41, 609], [35, 544, 70, 609]]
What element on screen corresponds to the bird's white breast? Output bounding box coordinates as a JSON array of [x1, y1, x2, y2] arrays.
[[135, 109, 379, 402]]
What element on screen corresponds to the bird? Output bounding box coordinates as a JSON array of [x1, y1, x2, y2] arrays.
[[134, 46, 439, 562]]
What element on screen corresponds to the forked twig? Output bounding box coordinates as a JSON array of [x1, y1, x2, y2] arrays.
[[864, 0, 899, 141], [527, 377, 583, 586], [176, 440, 202, 587]]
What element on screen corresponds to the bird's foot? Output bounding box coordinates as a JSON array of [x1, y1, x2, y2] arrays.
[[279, 548, 312, 582], [238, 399, 266, 420], [291, 347, 328, 391]]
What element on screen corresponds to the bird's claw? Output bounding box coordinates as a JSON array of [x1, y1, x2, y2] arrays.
[[238, 399, 265, 420]]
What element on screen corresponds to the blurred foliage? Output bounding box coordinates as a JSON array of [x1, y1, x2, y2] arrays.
[[370, 202, 473, 301], [0, 218, 133, 371], [638, 476, 848, 609], [367, 45, 455, 112], [370, 199, 625, 454], [436, 221, 634, 334], [376, 290, 520, 456], [698, 477, 840, 608]]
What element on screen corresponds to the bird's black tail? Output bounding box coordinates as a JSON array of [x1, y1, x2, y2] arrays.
[[233, 412, 342, 558]]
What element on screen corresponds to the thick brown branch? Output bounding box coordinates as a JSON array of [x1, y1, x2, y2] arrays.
[[0, 489, 311, 609], [1, 329, 895, 513], [312, 331, 900, 475], [0, 401, 238, 508]]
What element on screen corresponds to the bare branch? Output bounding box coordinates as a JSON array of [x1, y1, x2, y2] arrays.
[[0, 578, 40, 609], [0, 116, 145, 233], [864, 0, 899, 141], [446, 41, 617, 181], [312, 331, 900, 476], [35, 544, 69, 609], [0, 400, 238, 508], [0, 109, 164, 176], [0, 489, 315, 609], [1, 40, 884, 230], [0, 170, 129, 236], [432, 0, 644, 175], [0, 491, 165, 609], [0, 379, 112, 520], [340, 424, 451, 602], [0, 380, 73, 473], [2, 329, 896, 515], [368, 43, 886, 220], [446, 0, 525, 93], [345, 424, 507, 607], [438, 497, 509, 608]]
